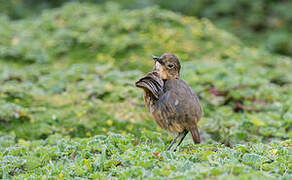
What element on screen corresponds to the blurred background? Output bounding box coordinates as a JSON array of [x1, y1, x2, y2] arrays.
[[0, 0, 291, 144], [1, 0, 292, 56], [0, 1, 291, 178]]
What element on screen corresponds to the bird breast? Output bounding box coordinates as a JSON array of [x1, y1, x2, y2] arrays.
[[147, 79, 202, 133], [136, 73, 202, 134]]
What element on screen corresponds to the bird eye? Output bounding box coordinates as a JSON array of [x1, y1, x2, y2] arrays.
[[167, 64, 174, 68]]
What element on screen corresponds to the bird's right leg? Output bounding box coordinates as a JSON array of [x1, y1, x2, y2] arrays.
[[173, 130, 188, 152]]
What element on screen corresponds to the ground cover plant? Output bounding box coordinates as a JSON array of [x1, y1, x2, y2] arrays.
[[0, 3, 291, 179]]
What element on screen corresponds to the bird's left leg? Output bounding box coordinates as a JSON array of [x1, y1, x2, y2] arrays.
[[173, 130, 188, 152], [167, 133, 181, 151]]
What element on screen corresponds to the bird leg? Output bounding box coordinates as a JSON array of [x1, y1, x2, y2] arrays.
[[167, 133, 181, 151], [173, 130, 188, 152]]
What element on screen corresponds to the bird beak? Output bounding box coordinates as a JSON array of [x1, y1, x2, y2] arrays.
[[152, 56, 164, 65]]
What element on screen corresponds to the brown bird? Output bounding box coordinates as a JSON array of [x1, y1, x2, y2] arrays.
[[135, 53, 203, 151]]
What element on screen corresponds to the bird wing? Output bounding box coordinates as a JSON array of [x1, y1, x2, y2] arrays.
[[154, 79, 202, 132], [135, 72, 164, 99]]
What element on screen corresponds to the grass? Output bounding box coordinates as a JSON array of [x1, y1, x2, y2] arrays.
[[0, 2, 291, 179]]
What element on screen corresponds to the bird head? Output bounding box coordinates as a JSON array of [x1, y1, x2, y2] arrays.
[[152, 53, 181, 80]]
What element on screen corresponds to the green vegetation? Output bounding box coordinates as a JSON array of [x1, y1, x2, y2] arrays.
[[1, 134, 291, 179], [0, 3, 291, 179]]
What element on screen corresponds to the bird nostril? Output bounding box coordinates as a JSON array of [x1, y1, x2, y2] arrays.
[[153, 56, 164, 66], [158, 59, 164, 65]]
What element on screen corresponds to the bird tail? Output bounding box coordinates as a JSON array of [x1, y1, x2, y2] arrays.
[[190, 125, 200, 144]]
